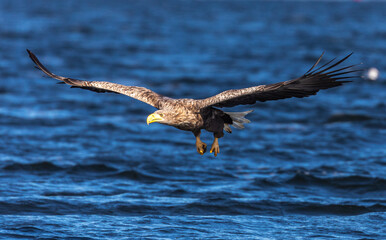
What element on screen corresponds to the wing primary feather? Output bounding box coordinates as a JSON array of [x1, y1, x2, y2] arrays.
[[197, 52, 358, 109], [313, 52, 354, 75], [327, 69, 362, 78], [322, 64, 360, 76], [27, 49, 67, 81], [305, 51, 324, 74], [27, 49, 170, 109], [309, 57, 337, 75]]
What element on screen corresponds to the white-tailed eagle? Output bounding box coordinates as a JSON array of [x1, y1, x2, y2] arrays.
[[28, 50, 359, 156]]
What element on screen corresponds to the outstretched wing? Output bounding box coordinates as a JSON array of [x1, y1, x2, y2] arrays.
[[196, 53, 360, 108], [27, 49, 170, 109]]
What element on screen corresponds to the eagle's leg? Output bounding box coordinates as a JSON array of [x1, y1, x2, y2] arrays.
[[194, 130, 207, 155], [210, 133, 222, 157]]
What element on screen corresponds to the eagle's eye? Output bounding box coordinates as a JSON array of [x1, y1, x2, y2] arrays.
[[159, 113, 164, 117]]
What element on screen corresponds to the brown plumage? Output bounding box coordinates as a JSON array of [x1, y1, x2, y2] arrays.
[[27, 50, 360, 156]]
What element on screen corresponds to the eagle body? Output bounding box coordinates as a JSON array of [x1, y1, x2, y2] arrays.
[[27, 50, 360, 156], [148, 99, 232, 137]]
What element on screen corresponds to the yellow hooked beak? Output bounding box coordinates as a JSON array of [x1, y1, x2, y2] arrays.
[[147, 113, 164, 125]]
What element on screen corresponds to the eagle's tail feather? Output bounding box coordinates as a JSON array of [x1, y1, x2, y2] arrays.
[[224, 110, 253, 132]]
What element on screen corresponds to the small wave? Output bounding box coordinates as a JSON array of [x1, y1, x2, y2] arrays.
[[174, 77, 214, 84], [9, 226, 43, 233], [326, 113, 373, 123], [43, 190, 124, 197], [0, 87, 7, 94], [2, 162, 119, 176], [0, 198, 384, 216], [252, 178, 281, 187], [286, 203, 386, 216], [68, 164, 117, 174], [171, 200, 385, 216], [286, 173, 386, 192], [109, 170, 165, 182], [2, 162, 63, 172]]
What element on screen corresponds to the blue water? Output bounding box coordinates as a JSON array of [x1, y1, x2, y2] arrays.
[[1, 0, 385, 239]]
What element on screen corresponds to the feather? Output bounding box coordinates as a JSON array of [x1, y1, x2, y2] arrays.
[[197, 53, 360, 108], [27, 49, 169, 109]]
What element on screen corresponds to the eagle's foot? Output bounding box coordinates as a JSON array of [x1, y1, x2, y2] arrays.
[[209, 138, 220, 157], [196, 140, 207, 155]]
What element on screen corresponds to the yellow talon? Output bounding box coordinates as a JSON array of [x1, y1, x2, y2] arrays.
[[195, 134, 207, 155], [209, 137, 220, 156]]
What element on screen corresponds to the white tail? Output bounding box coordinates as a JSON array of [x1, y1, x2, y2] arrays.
[[223, 110, 253, 133]]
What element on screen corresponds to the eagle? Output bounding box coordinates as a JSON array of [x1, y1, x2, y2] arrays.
[[27, 50, 359, 156]]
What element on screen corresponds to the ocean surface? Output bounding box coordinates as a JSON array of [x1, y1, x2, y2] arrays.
[[0, 0, 385, 239]]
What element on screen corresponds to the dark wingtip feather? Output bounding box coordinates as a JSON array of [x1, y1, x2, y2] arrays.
[[27, 49, 67, 81], [293, 53, 360, 94], [306, 53, 362, 84], [27, 49, 40, 68], [305, 51, 325, 74], [201, 52, 360, 108], [315, 52, 354, 75]]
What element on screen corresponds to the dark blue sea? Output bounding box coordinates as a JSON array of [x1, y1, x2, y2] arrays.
[[0, 0, 385, 239]]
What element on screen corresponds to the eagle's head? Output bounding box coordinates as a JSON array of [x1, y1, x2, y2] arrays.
[[147, 110, 174, 126]]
